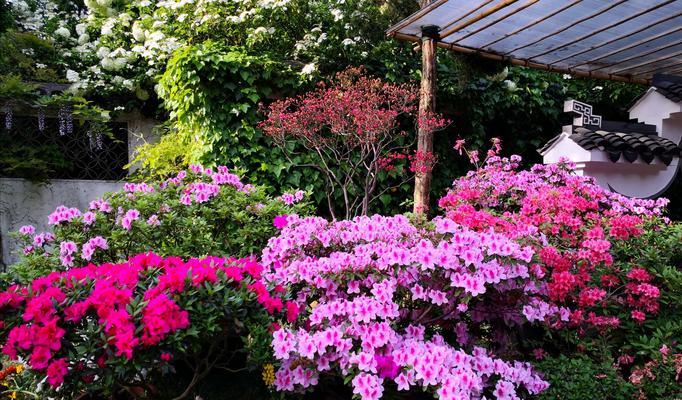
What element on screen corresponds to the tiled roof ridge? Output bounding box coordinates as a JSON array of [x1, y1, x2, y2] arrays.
[[569, 127, 681, 165], [652, 74, 682, 104]]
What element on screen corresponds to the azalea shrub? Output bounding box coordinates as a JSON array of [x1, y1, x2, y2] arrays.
[[8, 164, 309, 283], [627, 346, 682, 400], [438, 155, 682, 396], [0, 252, 293, 399], [438, 156, 667, 331], [262, 214, 550, 399]]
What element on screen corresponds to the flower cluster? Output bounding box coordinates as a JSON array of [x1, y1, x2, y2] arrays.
[[279, 190, 306, 206], [376, 151, 408, 173], [0, 253, 287, 394], [263, 214, 549, 399], [47, 206, 82, 225], [409, 150, 438, 176], [438, 156, 666, 331]]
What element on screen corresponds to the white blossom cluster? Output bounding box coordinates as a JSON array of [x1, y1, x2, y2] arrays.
[[13, 0, 386, 96]]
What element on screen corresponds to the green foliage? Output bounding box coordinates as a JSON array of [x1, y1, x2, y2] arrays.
[[148, 41, 306, 188], [0, 31, 61, 83], [0, 0, 13, 33], [0, 74, 38, 100], [430, 65, 644, 210], [0, 136, 71, 183], [535, 355, 635, 400]]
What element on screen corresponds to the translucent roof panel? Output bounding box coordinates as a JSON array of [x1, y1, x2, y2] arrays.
[[388, 0, 682, 83]]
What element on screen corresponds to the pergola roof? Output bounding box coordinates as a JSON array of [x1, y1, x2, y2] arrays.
[[387, 0, 682, 84]]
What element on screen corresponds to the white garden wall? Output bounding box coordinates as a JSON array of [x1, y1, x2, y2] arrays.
[[0, 178, 124, 266]]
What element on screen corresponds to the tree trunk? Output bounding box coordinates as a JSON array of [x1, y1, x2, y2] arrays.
[[413, 35, 437, 214]]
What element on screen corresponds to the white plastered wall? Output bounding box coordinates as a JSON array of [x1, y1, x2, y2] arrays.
[[541, 132, 679, 198]]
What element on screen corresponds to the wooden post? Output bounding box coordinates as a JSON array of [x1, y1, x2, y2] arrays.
[[413, 26, 438, 214]]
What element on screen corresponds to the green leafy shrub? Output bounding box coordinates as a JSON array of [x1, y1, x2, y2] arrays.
[[535, 355, 635, 400], [140, 41, 299, 180]]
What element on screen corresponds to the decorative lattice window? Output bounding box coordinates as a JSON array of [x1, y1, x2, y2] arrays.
[[0, 106, 129, 181]]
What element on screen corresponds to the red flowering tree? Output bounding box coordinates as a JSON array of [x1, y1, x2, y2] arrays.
[[259, 67, 448, 219], [0, 253, 293, 399]]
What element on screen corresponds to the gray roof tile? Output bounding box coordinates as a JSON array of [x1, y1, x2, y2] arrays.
[[568, 127, 681, 165], [652, 74, 682, 103]]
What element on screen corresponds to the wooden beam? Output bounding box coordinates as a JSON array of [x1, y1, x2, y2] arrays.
[[478, 0, 583, 49], [439, 0, 520, 41], [449, 0, 540, 44], [549, 12, 682, 67], [504, 0, 628, 54], [386, 0, 449, 36], [413, 35, 437, 214], [392, 32, 650, 84], [526, 0, 676, 61], [654, 66, 682, 76]]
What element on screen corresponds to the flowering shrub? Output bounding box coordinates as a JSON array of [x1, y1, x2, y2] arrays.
[[0, 253, 290, 398], [9, 164, 309, 283], [627, 346, 682, 399], [259, 67, 448, 218], [262, 214, 549, 399], [438, 156, 667, 331], [438, 155, 682, 398]]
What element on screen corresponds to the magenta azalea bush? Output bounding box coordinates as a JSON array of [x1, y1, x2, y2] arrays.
[[439, 156, 666, 331], [262, 214, 549, 399], [0, 252, 291, 398], [9, 164, 309, 283], [438, 155, 681, 397]]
